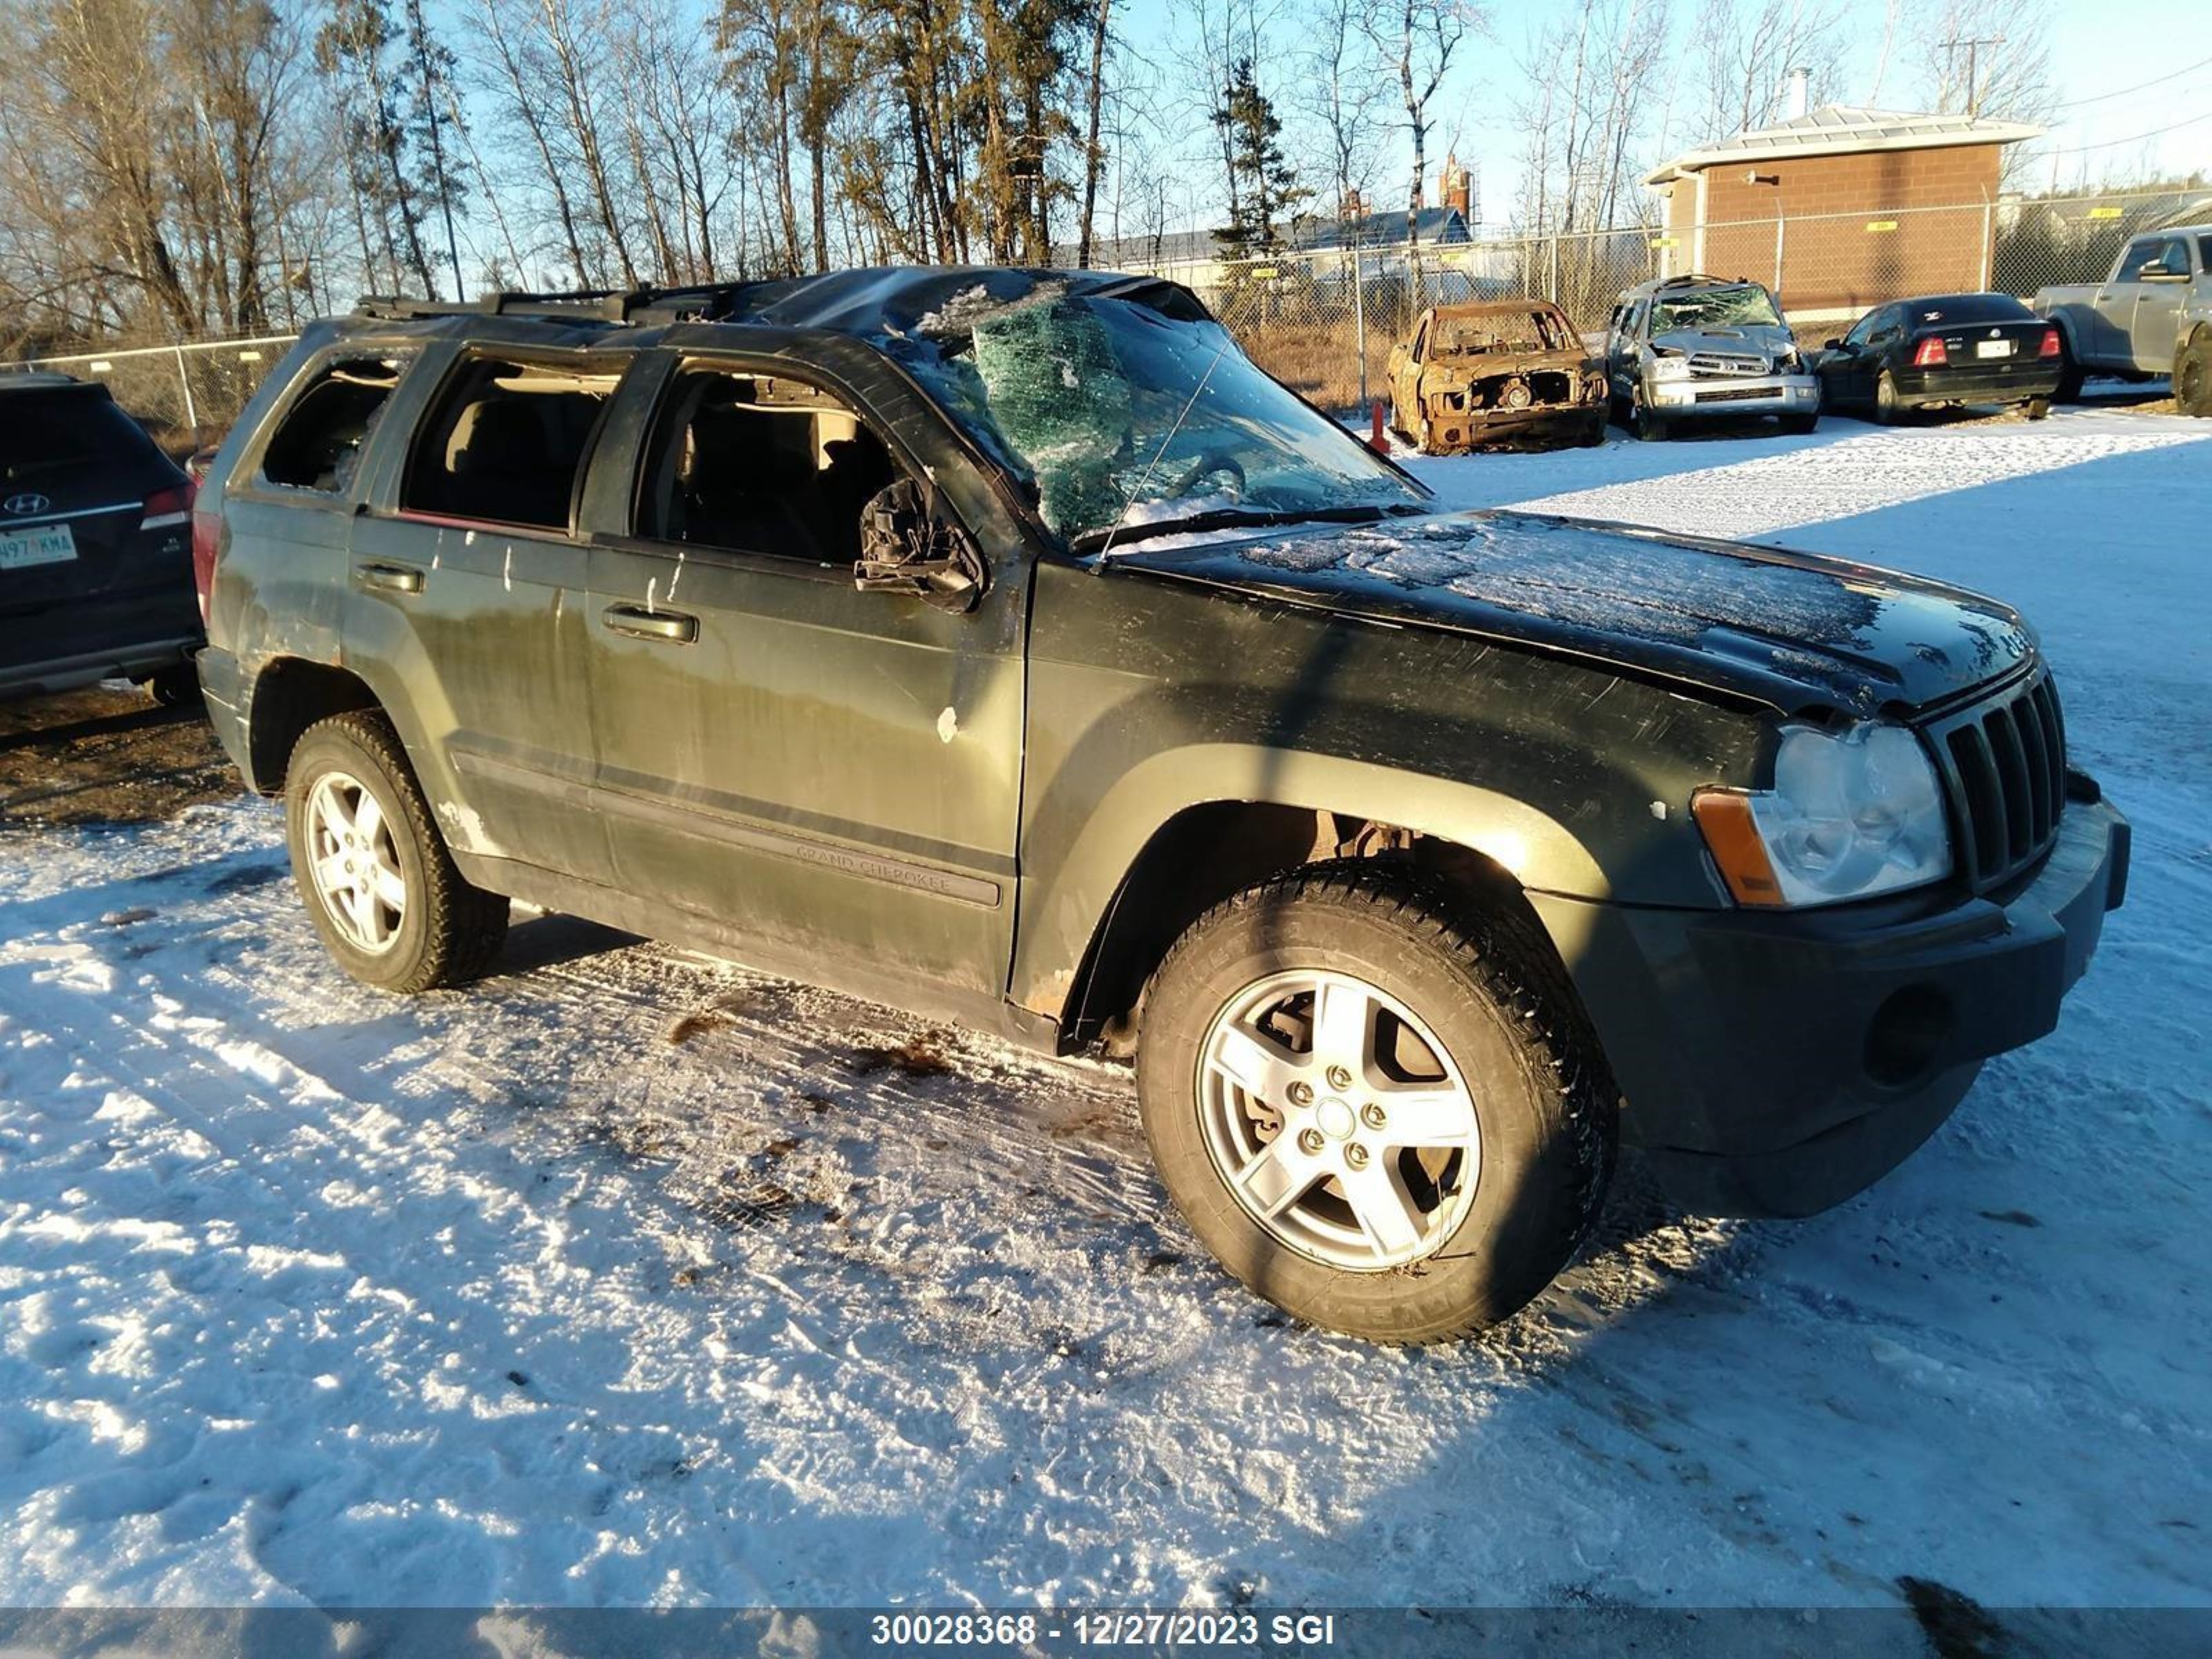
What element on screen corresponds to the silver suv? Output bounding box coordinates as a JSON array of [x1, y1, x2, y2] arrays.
[[1604, 274, 1821, 440]]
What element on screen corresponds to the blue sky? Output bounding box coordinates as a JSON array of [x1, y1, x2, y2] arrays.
[[1103, 0, 2212, 236]]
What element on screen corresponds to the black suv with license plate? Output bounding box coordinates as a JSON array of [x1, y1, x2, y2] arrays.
[[2, 373, 200, 703]]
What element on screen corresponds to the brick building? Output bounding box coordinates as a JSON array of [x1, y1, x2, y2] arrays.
[[1645, 102, 2043, 319]]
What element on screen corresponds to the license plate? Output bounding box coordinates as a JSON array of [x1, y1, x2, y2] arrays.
[[0, 523, 76, 570], [1975, 339, 2014, 359]]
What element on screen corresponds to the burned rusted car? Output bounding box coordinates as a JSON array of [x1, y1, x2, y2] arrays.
[[1387, 299, 1607, 452]]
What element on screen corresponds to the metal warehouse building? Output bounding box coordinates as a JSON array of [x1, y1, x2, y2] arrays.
[[1646, 98, 2044, 319]]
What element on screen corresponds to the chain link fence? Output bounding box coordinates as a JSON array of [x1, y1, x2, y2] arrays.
[[1124, 189, 2209, 410], [0, 334, 299, 454], [3, 190, 2200, 435]]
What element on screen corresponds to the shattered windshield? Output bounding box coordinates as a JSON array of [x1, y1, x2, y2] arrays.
[[1653, 285, 1783, 331], [883, 285, 1427, 546]]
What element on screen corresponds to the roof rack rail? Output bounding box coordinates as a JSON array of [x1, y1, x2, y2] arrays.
[[1653, 272, 1725, 288], [352, 282, 771, 327]]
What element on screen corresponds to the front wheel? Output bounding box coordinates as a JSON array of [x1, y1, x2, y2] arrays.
[[283, 710, 509, 994], [1629, 392, 1669, 442], [1136, 863, 1617, 1343], [1779, 411, 1819, 435]]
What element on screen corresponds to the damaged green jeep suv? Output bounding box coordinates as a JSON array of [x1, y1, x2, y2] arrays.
[[194, 270, 2128, 1342]]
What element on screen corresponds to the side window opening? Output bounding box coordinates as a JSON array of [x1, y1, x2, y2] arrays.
[[260, 357, 406, 494], [403, 357, 617, 532], [637, 369, 899, 566]]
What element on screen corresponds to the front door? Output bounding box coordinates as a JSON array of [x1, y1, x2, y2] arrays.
[[579, 353, 1026, 998], [2126, 236, 2193, 373]]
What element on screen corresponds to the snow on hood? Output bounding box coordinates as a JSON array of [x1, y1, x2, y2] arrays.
[[1105, 509, 2037, 716]]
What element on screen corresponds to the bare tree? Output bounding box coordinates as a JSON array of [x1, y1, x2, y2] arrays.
[[1297, 0, 1389, 225], [1364, 0, 1483, 250]]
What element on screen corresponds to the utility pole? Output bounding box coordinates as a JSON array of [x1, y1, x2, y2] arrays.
[[1943, 34, 2005, 117]]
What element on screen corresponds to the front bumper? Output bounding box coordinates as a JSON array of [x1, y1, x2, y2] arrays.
[[1647, 372, 1819, 418], [1413, 400, 1604, 451], [1533, 791, 2129, 1217]]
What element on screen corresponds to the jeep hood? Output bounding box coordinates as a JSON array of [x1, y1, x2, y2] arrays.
[[1101, 510, 2035, 716]]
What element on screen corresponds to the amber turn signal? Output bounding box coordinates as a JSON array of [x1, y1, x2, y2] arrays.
[[1691, 788, 1787, 907]]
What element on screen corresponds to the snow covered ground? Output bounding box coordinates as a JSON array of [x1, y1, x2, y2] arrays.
[[2, 407, 2208, 1629]]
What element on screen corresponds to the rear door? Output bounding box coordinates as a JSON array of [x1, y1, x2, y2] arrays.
[[0, 384, 192, 680], [342, 344, 623, 883], [577, 346, 1027, 999]]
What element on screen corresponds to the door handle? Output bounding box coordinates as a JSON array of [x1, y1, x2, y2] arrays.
[[357, 561, 424, 594], [602, 603, 698, 644]]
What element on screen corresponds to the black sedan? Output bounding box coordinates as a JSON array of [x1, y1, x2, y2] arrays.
[[1815, 293, 2063, 423], [1, 373, 201, 704]]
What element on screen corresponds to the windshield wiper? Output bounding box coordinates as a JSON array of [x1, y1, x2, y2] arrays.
[[1078, 503, 1416, 558]]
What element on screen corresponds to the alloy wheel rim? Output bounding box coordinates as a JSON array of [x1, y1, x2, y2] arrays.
[[1195, 968, 1481, 1271], [306, 770, 406, 955]]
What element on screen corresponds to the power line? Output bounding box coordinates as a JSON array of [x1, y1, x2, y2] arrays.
[[2054, 53, 2212, 109], [2045, 108, 2212, 154]]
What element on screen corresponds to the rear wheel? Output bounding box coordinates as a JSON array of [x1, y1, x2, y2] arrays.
[[283, 710, 509, 994], [1135, 862, 1616, 1343], [2054, 337, 2086, 403], [2177, 334, 2212, 418], [1873, 371, 1904, 425], [146, 665, 201, 707]]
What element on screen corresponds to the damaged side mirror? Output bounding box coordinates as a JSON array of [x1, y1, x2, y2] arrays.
[[854, 478, 987, 614]]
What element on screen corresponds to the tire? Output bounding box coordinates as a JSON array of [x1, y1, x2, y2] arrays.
[[1576, 410, 1608, 447], [2053, 338, 2085, 403], [283, 709, 509, 994], [1135, 861, 1617, 1344], [147, 665, 202, 707], [1629, 392, 1669, 442], [1873, 371, 1903, 425], [1779, 412, 1819, 435], [2177, 334, 2212, 418]]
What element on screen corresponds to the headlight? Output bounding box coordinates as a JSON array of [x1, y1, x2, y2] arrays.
[[1692, 722, 1951, 907], [1774, 346, 1801, 372], [1647, 350, 1691, 382]]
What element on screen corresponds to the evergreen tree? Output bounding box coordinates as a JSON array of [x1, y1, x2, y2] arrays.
[[1210, 57, 1304, 257]]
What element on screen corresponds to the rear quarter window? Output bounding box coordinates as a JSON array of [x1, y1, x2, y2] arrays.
[[258, 357, 409, 496]]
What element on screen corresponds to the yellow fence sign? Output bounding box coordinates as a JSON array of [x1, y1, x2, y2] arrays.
[[2088, 207, 2124, 220], [1866, 221, 1899, 233], [1649, 237, 1678, 248]]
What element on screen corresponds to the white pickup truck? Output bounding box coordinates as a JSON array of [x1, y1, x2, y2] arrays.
[[2034, 224, 2212, 415]]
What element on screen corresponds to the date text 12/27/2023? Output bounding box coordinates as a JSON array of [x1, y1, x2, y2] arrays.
[[868, 1611, 1340, 1648]]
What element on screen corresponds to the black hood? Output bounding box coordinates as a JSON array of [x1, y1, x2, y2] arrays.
[[1103, 509, 2036, 717]]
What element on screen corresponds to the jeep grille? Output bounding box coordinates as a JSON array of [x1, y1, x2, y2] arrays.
[[1925, 668, 2068, 892]]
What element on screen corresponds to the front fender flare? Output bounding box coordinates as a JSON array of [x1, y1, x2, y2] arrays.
[[1008, 742, 1614, 1020]]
